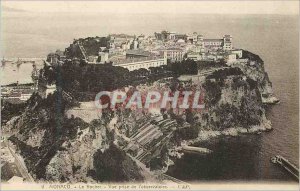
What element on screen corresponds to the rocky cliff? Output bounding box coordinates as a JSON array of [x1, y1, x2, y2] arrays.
[[229, 50, 279, 104], [2, 50, 277, 182], [195, 67, 272, 134], [4, 93, 145, 182]]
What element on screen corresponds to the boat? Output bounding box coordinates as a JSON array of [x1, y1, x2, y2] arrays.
[[270, 155, 299, 180]]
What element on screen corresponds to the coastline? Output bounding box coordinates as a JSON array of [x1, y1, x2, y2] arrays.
[[186, 118, 272, 146], [163, 118, 273, 175]]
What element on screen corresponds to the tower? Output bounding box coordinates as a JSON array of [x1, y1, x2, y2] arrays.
[[197, 35, 205, 52], [223, 35, 233, 50]]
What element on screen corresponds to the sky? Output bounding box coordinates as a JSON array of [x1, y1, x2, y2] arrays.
[[1, 0, 299, 15]]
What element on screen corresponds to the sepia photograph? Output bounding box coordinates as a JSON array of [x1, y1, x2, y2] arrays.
[[0, 0, 299, 190]]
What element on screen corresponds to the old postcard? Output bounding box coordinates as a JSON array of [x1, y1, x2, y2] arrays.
[[0, 1, 299, 190]]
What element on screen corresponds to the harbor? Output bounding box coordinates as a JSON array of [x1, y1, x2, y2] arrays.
[[1, 58, 43, 104], [1, 57, 45, 65]]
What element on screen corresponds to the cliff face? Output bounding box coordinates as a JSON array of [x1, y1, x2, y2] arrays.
[[229, 50, 279, 104], [186, 51, 277, 138], [5, 93, 145, 182], [198, 69, 269, 132], [44, 120, 107, 182]]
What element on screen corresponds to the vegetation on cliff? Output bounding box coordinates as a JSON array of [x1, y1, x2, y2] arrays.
[[167, 59, 198, 75], [200, 67, 265, 130], [1, 100, 26, 125], [241, 50, 263, 63], [42, 58, 198, 101], [65, 37, 109, 58], [88, 144, 144, 182]]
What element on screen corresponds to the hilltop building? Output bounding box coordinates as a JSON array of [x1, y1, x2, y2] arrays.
[[155, 31, 187, 41], [187, 52, 203, 61], [126, 50, 152, 59], [46, 50, 66, 65], [112, 50, 167, 71], [157, 48, 184, 62], [231, 49, 243, 58], [112, 56, 166, 71], [98, 52, 109, 63], [107, 34, 135, 51], [201, 35, 233, 51], [186, 32, 199, 44], [67, 32, 236, 69], [154, 31, 233, 51]]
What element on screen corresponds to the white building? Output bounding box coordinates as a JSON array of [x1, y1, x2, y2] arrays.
[[98, 52, 109, 63], [187, 52, 202, 61], [20, 89, 34, 101], [223, 35, 233, 50], [169, 32, 177, 40], [187, 32, 198, 44], [46, 84, 56, 97], [202, 39, 223, 49], [158, 48, 184, 62], [225, 53, 237, 63], [231, 49, 243, 58], [197, 35, 233, 51], [112, 55, 167, 71]]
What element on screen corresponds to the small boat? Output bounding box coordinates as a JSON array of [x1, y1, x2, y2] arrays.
[[271, 156, 277, 164], [271, 155, 299, 180]]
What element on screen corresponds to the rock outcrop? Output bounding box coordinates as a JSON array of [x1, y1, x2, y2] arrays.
[[228, 50, 279, 104], [2, 49, 278, 183], [4, 93, 145, 182]]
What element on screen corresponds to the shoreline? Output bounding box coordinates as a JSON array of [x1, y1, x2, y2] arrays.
[[186, 118, 272, 146], [162, 119, 273, 174]]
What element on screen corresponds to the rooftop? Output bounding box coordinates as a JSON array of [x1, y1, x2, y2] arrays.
[[203, 39, 223, 42], [126, 50, 153, 57], [21, 89, 35, 94], [113, 56, 164, 66], [156, 47, 184, 51]]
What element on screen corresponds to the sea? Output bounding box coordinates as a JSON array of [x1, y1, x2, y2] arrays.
[[1, 12, 298, 182]]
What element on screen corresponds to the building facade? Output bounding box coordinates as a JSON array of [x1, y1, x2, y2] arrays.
[[231, 49, 243, 58], [186, 32, 198, 44], [113, 56, 167, 71], [98, 52, 109, 63], [187, 52, 202, 61], [159, 48, 184, 62], [199, 35, 233, 51], [222, 35, 233, 50]]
